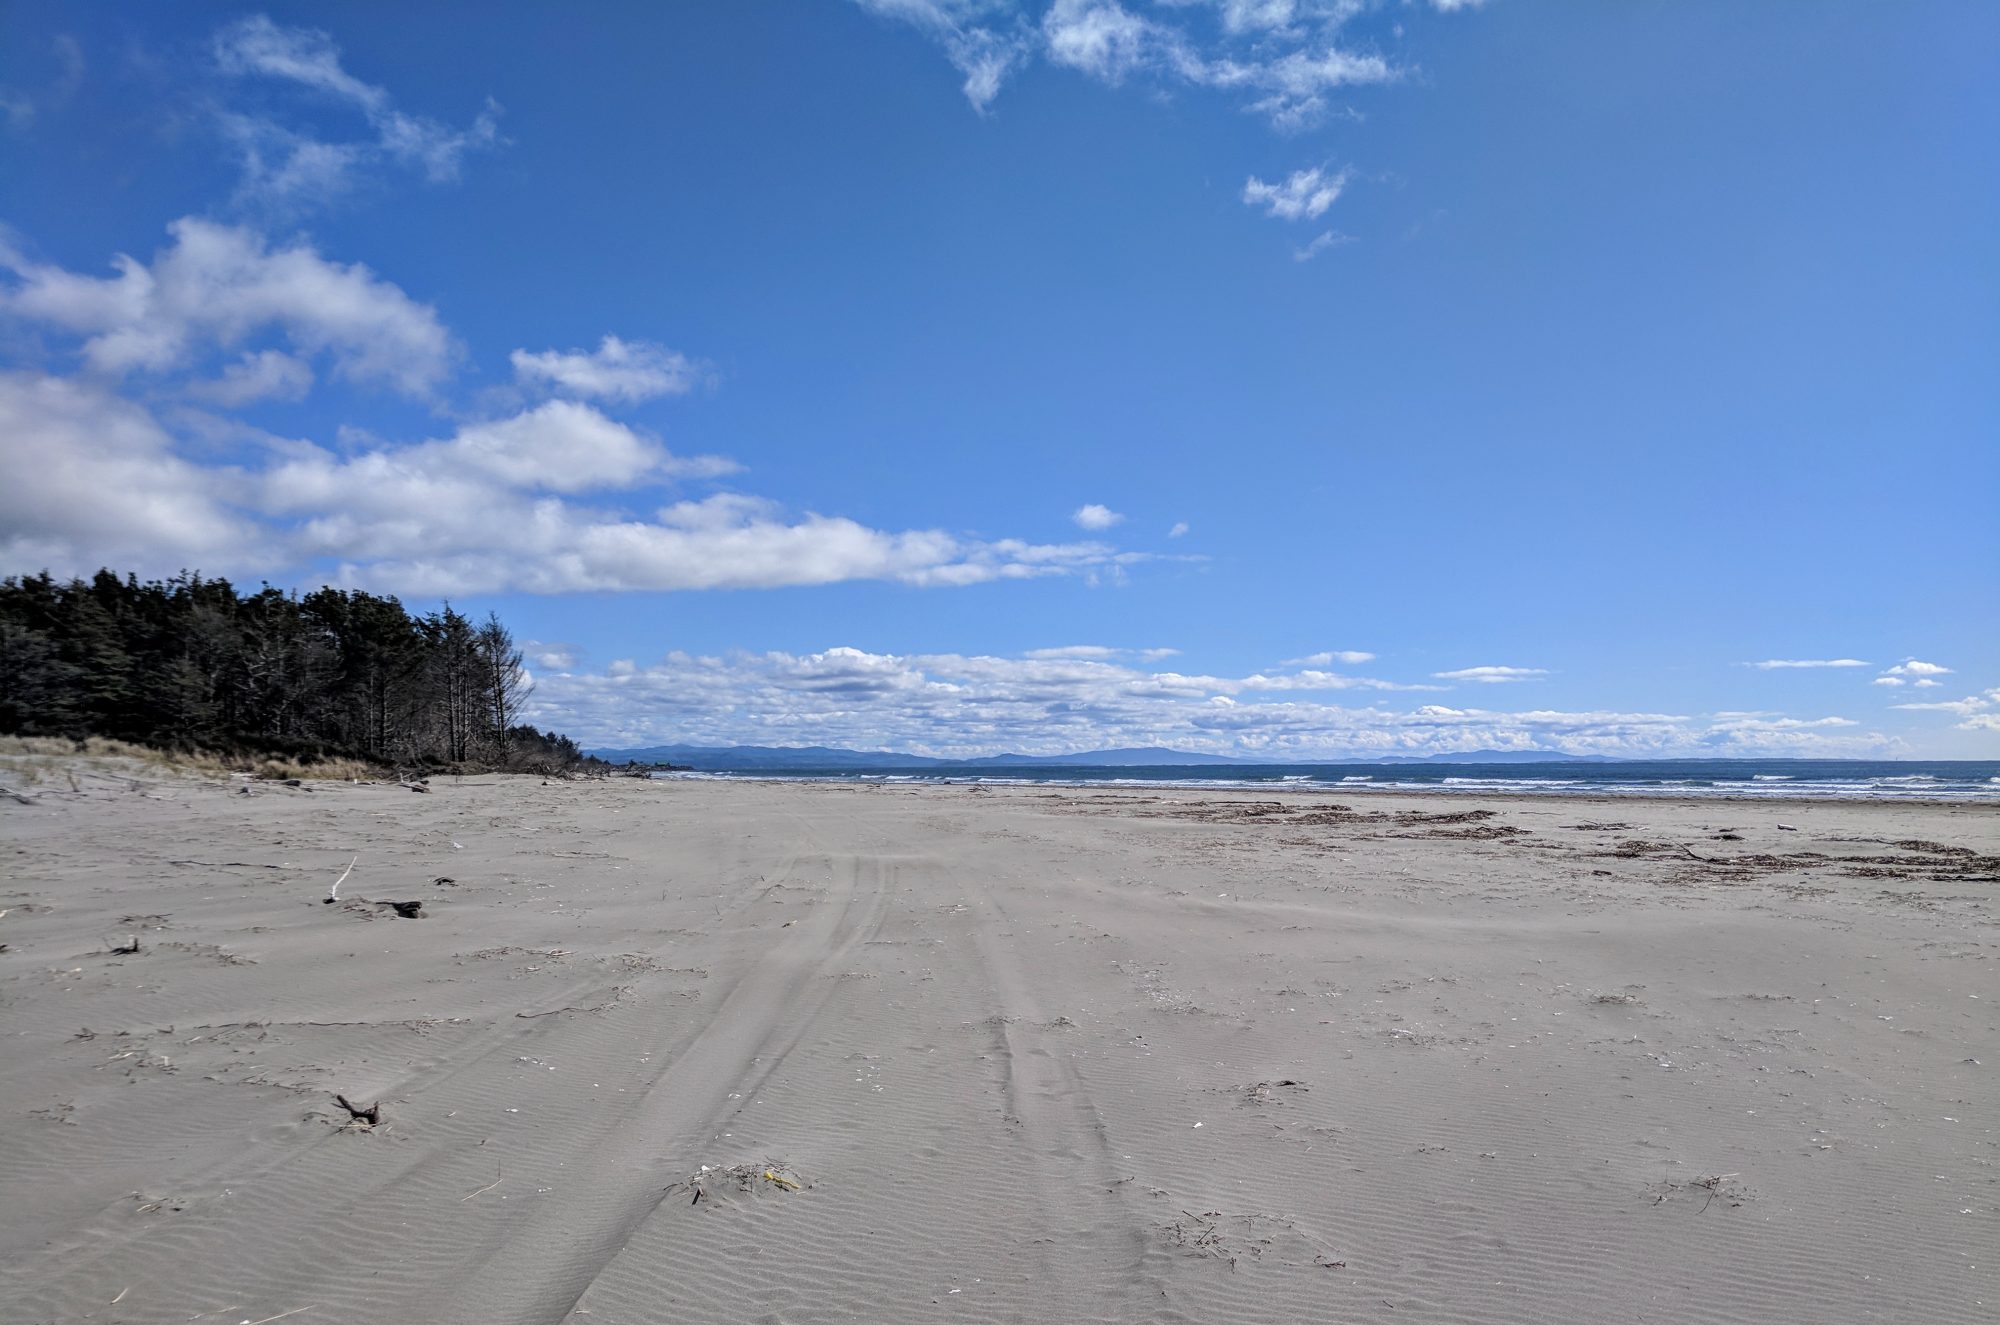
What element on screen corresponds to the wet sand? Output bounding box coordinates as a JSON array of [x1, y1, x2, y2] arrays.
[[2, 767, 1995, 1323]]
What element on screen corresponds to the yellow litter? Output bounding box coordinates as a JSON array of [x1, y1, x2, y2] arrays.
[[762, 1169, 801, 1191]]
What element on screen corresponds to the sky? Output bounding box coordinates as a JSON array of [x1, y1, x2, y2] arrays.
[[1, 1, 1995, 760]]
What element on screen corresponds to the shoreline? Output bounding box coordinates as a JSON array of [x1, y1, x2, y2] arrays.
[[652, 768, 2000, 810]]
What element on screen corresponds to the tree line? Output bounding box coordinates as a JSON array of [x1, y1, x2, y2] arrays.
[[0, 569, 596, 773]]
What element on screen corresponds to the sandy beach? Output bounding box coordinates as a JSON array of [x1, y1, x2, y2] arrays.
[[2, 763, 1994, 1324]]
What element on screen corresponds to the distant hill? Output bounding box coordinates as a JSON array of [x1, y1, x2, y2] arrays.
[[589, 743, 1616, 769], [964, 747, 1247, 767], [1370, 749, 1620, 764], [590, 744, 1246, 769]]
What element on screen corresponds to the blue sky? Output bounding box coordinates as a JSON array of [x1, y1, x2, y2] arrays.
[[2, 1, 1995, 758]]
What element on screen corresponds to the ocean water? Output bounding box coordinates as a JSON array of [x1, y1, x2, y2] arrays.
[[655, 759, 2000, 804]]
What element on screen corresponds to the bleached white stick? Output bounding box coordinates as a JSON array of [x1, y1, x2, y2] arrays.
[[327, 856, 357, 902]]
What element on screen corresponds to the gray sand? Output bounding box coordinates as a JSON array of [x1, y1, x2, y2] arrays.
[[2, 765, 1995, 1323]]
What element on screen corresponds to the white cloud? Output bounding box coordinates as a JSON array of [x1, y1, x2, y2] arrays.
[[0, 372, 1127, 596], [1292, 229, 1349, 261], [1025, 645, 1119, 659], [0, 372, 266, 573], [851, 0, 1033, 112], [1, 217, 456, 398], [1167, 520, 1189, 538], [1892, 689, 2000, 719], [1242, 166, 1349, 221], [1073, 503, 1124, 530], [1882, 659, 1952, 677], [213, 15, 500, 209], [1043, 0, 1151, 81], [1873, 676, 1905, 687], [187, 349, 315, 405], [855, 0, 1395, 125], [1285, 650, 1375, 666], [511, 335, 706, 403], [1433, 665, 1549, 683], [524, 644, 1894, 760], [1747, 658, 1870, 669]]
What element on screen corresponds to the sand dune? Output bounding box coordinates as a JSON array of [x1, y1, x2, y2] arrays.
[[2, 768, 1995, 1323]]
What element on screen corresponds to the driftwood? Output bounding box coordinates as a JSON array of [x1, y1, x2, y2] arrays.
[[333, 1094, 380, 1125], [324, 856, 358, 904], [0, 786, 36, 806]]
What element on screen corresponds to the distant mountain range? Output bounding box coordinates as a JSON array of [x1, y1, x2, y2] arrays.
[[588, 743, 1621, 769]]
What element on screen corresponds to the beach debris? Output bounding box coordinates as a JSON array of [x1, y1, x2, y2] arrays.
[[108, 935, 141, 955], [402, 779, 431, 794], [324, 856, 358, 904], [1651, 1172, 1745, 1212], [1776, 823, 1799, 832], [333, 1094, 381, 1126], [461, 1164, 504, 1201], [679, 1162, 809, 1205], [380, 900, 425, 919], [433, 876, 457, 886], [0, 785, 37, 806]]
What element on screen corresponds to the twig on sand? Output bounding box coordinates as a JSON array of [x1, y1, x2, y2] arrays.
[[243, 1308, 315, 1325], [325, 856, 357, 904], [461, 1165, 503, 1201], [109, 1286, 128, 1304], [0, 785, 36, 806], [333, 1094, 380, 1126], [108, 935, 141, 955]]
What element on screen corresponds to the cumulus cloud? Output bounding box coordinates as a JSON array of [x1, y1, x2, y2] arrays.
[[0, 372, 267, 573], [1747, 658, 1870, 669], [854, 0, 1399, 125], [186, 349, 315, 405], [0, 373, 1127, 595], [511, 335, 706, 403], [1882, 659, 1952, 677], [213, 15, 501, 211], [523, 645, 1891, 759], [0, 217, 455, 397], [1073, 503, 1124, 530], [1167, 521, 1189, 538], [1433, 665, 1549, 683], [1243, 166, 1349, 221]]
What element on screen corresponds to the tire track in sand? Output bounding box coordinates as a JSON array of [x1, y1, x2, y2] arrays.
[[453, 827, 894, 1323]]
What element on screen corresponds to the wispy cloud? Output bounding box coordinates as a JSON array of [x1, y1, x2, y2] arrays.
[[1284, 650, 1376, 666], [1243, 166, 1350, 221], [1433, 665, 1550, 683], [1292, 229, 1350, 261], [1746, 658, 1870, 669], [212, 14, 501, 213], [1167, 520, 1190, 538], [853, 0, 1408, 126]]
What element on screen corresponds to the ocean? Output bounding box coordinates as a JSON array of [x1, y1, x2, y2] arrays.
[[654, 759, 2000, 803]]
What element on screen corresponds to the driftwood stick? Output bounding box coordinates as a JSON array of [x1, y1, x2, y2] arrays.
[[325, 856, 357, 904], [333, 1094, 380, 1125]]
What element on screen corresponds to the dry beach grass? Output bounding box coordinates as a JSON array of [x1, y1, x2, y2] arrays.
[[1, 763, 1994, 1323]]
